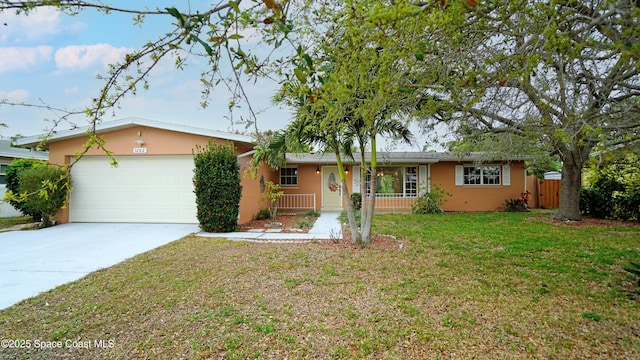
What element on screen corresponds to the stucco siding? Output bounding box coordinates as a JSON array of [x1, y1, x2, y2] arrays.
[[48, 126, 257, 224], [430, 162, 526, 212]]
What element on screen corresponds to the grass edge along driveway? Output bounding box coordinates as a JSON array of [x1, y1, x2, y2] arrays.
[[0, 211, 638, 359]]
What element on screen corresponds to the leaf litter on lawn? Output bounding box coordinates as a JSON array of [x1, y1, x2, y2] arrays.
[[1, 212, 639, 359]]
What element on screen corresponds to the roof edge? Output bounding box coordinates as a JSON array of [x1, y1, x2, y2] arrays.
[[284, 151, 534, 164], [15, 117, 255, 147]]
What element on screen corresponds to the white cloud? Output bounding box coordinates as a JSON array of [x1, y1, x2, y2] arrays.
[[0, 89, 30, 102], [0, 46, 53, 72], [55, 44, 133, 71], [0, 7, 63, 44], [64, 87, 79, 94]]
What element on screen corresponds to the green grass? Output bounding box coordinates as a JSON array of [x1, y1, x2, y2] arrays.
[[1, 211, 639, 359], [0, 215, 32, 229]]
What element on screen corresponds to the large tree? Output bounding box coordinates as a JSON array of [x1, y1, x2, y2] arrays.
[[429, 0, 640, 221]]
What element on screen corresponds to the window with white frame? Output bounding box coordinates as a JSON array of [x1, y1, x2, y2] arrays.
[[405, 166, 418, 196], [279, 167, 298, 186], [365, 166, 418, 196], [463, 165, 501, 185]]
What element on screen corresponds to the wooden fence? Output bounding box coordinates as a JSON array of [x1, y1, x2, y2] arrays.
[[538, 179, 561, 209]]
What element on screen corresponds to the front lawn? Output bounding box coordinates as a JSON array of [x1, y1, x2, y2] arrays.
[[0, 216, 33, 230], [1, 212, 638, 359]]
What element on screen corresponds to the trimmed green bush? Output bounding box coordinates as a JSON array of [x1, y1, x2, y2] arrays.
[[5, 158, 43, 221], [4, 160, 70, 226], [193, 141, 242, 232], [16, 165, 70, 227]]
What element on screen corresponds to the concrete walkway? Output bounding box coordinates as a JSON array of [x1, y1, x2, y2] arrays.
[[197, 212, 343, 242]]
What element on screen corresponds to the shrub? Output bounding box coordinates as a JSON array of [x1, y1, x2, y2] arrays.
[[411, 183, 451, 214], [259, 181, 283, 220], [581, 152, 640, 222], [295, 218, 314, 229], [616, 189, 640, 222], [193, 141, 242, 232], [4, 159, 44, 221], [304, 210, 319, 218], [255, 208, 271, 220], [504, 198, 528, 212], [580, 187, 612, 219], [4, 161, 70, 227], [580, 184, 640, 222]]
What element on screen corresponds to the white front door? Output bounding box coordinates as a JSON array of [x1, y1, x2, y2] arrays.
[[322, 166, 342, 209]]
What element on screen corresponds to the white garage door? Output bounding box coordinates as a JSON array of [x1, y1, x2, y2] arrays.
[[70, 155, 197, 223]]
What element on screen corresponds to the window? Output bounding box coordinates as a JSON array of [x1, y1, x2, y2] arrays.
[[365, 166, 417, 197], [463, 165, 501, 185], [279, 167, 298, 186], [0, 164, 9, 185], [405, 167, 417, 196]]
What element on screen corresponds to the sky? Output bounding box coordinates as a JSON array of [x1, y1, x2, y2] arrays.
[[0, 1, 435, 150]]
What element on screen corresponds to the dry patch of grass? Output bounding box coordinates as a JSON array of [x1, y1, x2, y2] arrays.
[[1, 211, 639, 359]]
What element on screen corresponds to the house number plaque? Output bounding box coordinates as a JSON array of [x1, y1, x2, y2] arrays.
[[133, 147, 147, 153]]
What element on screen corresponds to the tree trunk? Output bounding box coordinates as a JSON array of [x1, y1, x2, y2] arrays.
[[361, 136, 378, 245], [342, 178, 361, 243], [361, 165, 376, 244], [554, 157, 583, 221], [335, 152, 360, 243]]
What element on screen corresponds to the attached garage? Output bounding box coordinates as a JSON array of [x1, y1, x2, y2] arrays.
[[70, 155, 197, 223], [15, 117, 260, 225]]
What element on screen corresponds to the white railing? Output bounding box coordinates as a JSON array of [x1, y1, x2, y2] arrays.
[[278, 194, 316, 211], [365, 193, 417, 213]]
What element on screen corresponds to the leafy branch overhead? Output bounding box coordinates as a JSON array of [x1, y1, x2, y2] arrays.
[[0, 0, 298, 136]]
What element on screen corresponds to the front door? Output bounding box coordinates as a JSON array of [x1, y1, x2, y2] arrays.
[[322, 166, 343, 209]]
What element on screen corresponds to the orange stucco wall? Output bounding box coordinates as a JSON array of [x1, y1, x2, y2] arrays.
[[277, 164, 326, 210], [48, 126, 260, 224], [279, 161, 527, 212], [237, 155, 277, 224], [430, 161, 527, 212]]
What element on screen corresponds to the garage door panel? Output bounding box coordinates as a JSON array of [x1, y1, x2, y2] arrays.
[[70, 156, 197, 223]]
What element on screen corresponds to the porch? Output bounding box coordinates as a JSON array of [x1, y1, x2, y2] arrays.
[[277, 193, 416, 213]]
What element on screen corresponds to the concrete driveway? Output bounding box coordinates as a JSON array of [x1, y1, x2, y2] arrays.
[[0, 223, 199, 310]]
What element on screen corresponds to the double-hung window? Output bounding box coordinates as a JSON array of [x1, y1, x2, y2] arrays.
[[404, 166, 418, 196]]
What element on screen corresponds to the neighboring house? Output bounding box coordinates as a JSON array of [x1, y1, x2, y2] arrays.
[[0, 139, 48, 218], [16, 118, 530, 225]]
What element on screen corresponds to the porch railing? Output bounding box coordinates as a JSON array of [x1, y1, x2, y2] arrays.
[[365, 193, 417, 213], [278, 194, 316, 211]]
